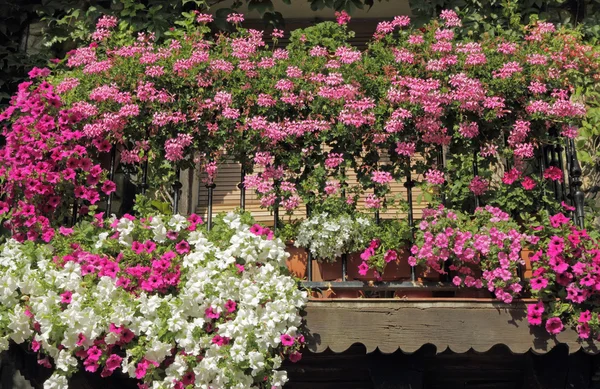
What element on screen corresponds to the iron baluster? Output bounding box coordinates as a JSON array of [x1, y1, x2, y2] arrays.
[[172, 168, 182, 214], [437, 146, 446, 206], [306, 204, 312, 282], [569, 139, 585, 228], [239, 164, 246, 210], [206, 183, 216, 231], [140, 158, 149, 195], [472, 149, 480, 209], [405, 161, 416, 282], [341, 253, 347, 282], [556, 142, 567, 203], [105, 145, 117, 218], [272, 180, 279, 234], [550, 143, 560, 201]]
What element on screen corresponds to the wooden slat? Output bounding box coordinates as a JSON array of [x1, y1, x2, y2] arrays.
[[196, 159, 430, 223], [303, 299, 600, 355]]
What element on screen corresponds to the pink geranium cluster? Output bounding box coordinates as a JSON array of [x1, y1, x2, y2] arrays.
[[410, 205, 537, 303], [1, 10, 597, 242], [526, 212, 600, 339]]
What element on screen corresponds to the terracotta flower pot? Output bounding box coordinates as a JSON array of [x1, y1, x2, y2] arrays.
[[454, 288, 492, 298], [347, 249, 412, 281], [521, 249, 534, 279], [285, 243, 308, 279]]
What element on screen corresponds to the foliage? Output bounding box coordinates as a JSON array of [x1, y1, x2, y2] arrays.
[[0, 0, 388, 106], [1, 11, 598, 242], [0, 211, 307, 388], [294, 211, 372, 262], [410, 205, 538, 302], [526, 211, 600, 340], [357, 218, 412, 276]]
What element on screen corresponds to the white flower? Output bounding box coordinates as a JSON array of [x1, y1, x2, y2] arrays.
[[168, 214, 188, 232], [0, 213, 307, 389], [95, 232, 109, 249], [144, 340, 173, 364], [44, 373, 68, 389], [55, 350, 78, 372]]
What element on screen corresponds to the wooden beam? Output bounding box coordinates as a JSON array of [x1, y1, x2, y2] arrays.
[[303, 299, 600, 355]]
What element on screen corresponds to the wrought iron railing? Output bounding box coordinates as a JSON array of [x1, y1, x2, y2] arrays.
[[93, 136, 587, 294]]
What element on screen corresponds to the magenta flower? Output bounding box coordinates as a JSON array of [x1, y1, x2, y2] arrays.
[[205, 307, 220, 320], [545, 317, 564, 335], [384, 250, 397, 263], [543, 166, 563, 182], [175, 240, 190, 255], [280, 334, 295, 347], [86, 346, 102, 362], [469, 176, 489, 196], [60, 290, 73, 304], [358, 262, 369, 276], [289, 351, 302, 363], [224, 299, 237, 313], [211, 334, 230, 346], [105, 354, 122, 372], [530, 277, 548, 290], [249, 224, 263, 236]]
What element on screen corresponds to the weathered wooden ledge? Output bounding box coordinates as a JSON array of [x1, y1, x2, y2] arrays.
[[303, 298, 600, 355]]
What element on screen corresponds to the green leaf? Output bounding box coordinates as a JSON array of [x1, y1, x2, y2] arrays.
[[247, 0, 274, 15]]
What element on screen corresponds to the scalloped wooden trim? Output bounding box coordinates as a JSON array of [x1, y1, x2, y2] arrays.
[[303, 299, 600, 355]]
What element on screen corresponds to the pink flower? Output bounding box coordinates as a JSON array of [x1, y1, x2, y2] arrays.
[[135, 360, 149, 379], [175, 240, 190, 254], [545, 317, 564, 335], [143, 240, 157, 253], [527, 302, 544, 326], [469, 176, 489, 196], [371, 171, 393, 185], [325, 153, 344, 169], [579, 311, 592, 323], [335, 10, 351, 25], [289, 351, 302, 363], [211, 334, 230, 346], [224, 299, 237, 313], [549, 213, 570, 228], [226, 13, 244, 24], [384, 250, 397, 263], [543, 166, 563, 182], [101, 180, 116, 195], [521, 177, 537, 190], [250, 224, 263, 236], [561, 201, 576, 212], [280, 334, 295, 347], [59, 227, 74, 236], [196, 13, 213, 23], [502, 168, 520, 185], [577, 323, 591, 339], [86, 346, 102, 362], [440, 10, 461, 27], [358, 262, 369, 276], [60, 290, 73, 304], [120, 328, 135, 343], [530, 277, 548, 290], [105, 354, 122, 372], [364, 194, 382, 209], [205, 307, 220, 320], [395, 142, 416, 157], [424, 169, 445, 185]]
